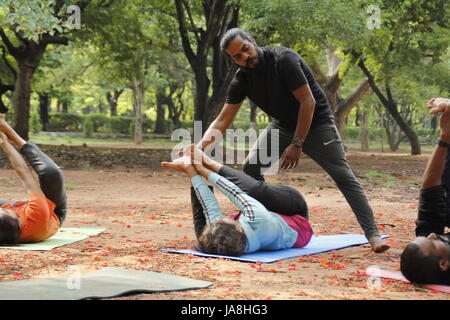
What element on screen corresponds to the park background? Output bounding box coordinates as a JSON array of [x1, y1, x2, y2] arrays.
[[0, 0, 449, 301], [0, 0, 448, 156]]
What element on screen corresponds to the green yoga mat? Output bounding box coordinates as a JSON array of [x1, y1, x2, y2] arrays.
[[0, 227, 105, 251], [0, 267, 213, 300]]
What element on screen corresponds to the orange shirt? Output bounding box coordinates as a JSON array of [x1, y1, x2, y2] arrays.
[[1, 194, 60, 243]]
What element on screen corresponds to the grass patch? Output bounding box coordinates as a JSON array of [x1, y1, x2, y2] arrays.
[[64, 181, 78, 190], [30, 135, 179, 148], [81, 165, 94, 171], [362, 170, 398, 187]]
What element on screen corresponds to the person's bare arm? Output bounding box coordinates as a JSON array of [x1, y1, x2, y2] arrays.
[[0, 132, 42, 195], [422, 98, 450, 189], [197, 102, 242, 151], [280, 83, 315, 169]]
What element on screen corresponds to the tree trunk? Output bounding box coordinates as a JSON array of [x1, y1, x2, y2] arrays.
[[166, 95, 182, 129], [174, 0, 239, 136], [335, 79, 370, 137], [250, 100, 258, 129], [106, 89, 123, 116], [38, 93, 50, 131], [13, 64, 36, 140], [382, 96, 420, 154], [154, 91, 166, 134], [194, 66, 211, 132], [355, 104, 360, 127], [356, 55, 421, 155], [132, 77, 143, 145], [360, 109, 369, 151], [62, 100, 69, 113]]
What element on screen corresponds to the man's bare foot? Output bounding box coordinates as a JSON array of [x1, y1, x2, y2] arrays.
[[369, 236, 390, 253], [161, 156, 192, 172]]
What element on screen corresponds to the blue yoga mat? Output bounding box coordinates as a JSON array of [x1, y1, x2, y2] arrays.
[[161, 234, 390, 263]]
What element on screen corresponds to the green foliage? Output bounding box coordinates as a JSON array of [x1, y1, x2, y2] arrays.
[[29, 112, 41, 134], [82, 116, 94, 138], [5, 0, 448, 143], [108, 116, 134, 134], [84, 113, 109, 133], [48, 112, 83, 131], [344, 126, 439, 143], [231, 121, 269, 131], [0, 0, 71, 42]]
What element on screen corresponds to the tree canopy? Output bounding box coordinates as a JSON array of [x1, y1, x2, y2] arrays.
[[0, 0, 448, 153]]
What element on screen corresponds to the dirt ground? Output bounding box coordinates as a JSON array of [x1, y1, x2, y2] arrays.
[[0, 149, 449, 300]]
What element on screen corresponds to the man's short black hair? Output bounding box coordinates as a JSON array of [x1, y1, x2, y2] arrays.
[[0, 211, 20, 244], [400, 242, 449, 285], [220, 28, 252, 52]]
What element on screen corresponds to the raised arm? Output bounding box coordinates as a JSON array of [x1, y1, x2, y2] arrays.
[[0, 132, 42, 195], [422, 98, 450, 189], [197, 102, 242, 151]]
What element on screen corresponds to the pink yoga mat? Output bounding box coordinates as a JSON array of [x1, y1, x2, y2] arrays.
[[366, 266, 450, 294]]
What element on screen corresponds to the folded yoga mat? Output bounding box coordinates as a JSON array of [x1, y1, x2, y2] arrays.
[[0, 227, 105, 251], [0, 267, 213, 300], [366, 267, 450, 294], [161, 234, 390, 263]]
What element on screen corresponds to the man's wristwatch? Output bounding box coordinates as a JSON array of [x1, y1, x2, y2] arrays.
[[292, 137, 305, 148], [437, 138, 450, 148]]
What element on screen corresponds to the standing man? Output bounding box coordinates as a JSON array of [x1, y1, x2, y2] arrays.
[[195, 28, 388, 253]]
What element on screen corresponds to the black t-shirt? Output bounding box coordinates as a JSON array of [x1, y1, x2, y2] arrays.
[[226, 46, 334, 130], [416, 185, 449, 239]]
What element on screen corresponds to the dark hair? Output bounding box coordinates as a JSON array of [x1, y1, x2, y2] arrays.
[[0, 210, 20, 244], [220, 28, 252, 52], [196, 219, 247, 256], [400, 242, 449, 285]]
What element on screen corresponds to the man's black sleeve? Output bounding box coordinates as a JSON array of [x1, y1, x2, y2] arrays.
[[225, 75, 246, 104], [277, 51, 308, 92], [416, 185, 447, 237]]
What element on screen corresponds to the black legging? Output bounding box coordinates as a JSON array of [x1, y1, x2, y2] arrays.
[[190, 164, 308, 238], [0, 142, 67, 224]]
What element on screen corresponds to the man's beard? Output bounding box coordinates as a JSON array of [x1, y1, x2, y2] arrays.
[[239, 46, 264, 71]]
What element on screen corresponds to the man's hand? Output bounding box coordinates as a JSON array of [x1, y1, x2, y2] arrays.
[[280, 144, 302, 169]]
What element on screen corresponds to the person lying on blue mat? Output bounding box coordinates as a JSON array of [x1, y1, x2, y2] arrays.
[[401, 97, 450, 285], [161, 145, 314, 256], [0, 115, 67, 244]]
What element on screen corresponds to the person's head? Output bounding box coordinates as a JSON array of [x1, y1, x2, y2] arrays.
[[0, 208, 20, 245], [220, 28, 262, 69], [400, 233, 450, 285], [196, 218, 247, 256]]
